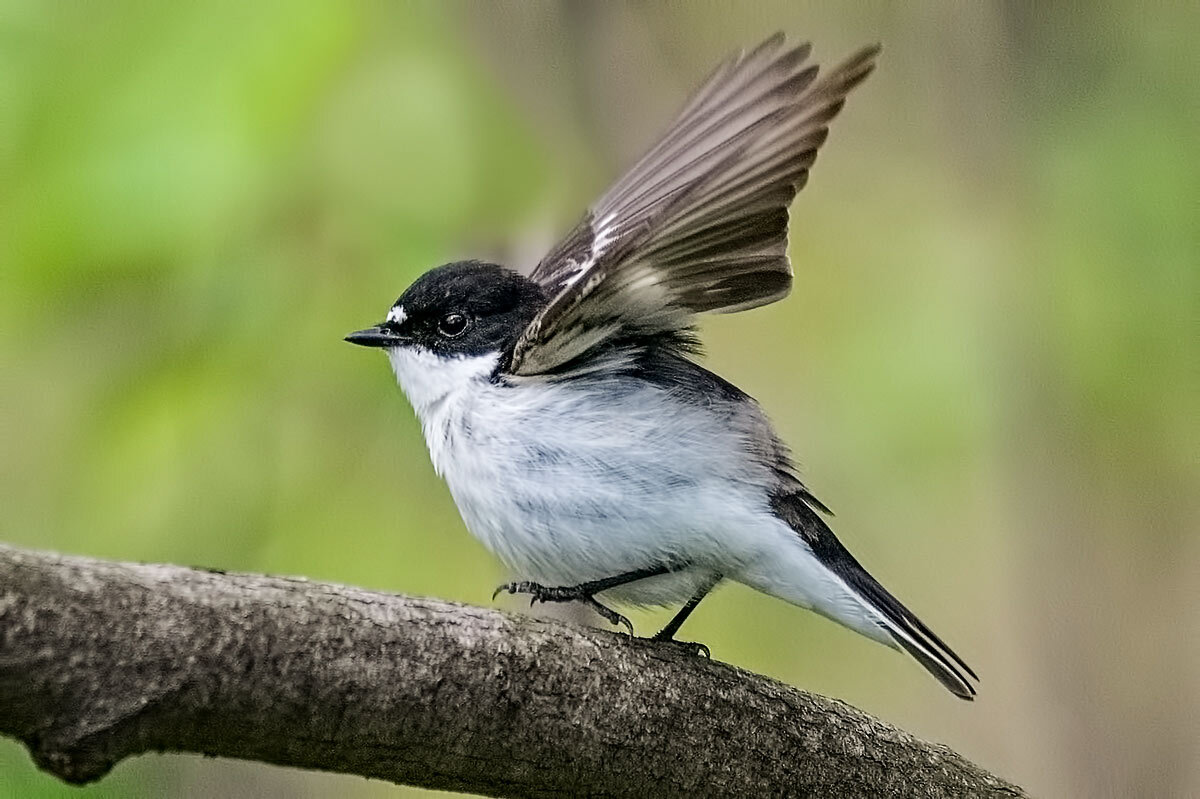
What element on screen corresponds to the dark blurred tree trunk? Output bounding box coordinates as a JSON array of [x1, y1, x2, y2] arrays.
[[0, 545, 1024, 798]]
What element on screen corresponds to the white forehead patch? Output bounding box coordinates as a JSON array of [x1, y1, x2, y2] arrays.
[[386, 305, 407, 324]]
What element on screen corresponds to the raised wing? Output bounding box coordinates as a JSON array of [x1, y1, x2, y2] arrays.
[[510, 34, 879, 376]]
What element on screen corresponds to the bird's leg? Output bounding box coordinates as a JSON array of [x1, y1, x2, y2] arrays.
[[651, 576, 721, 657], [493, 566, 673, 635]]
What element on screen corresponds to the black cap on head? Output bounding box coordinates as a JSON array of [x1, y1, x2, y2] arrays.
[[345, 261, 547, 358]]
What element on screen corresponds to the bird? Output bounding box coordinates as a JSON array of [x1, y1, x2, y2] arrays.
[[346, 33, 978, 699]]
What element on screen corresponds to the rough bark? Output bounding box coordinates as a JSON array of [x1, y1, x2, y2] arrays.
[[0, 544, 1023, 798]]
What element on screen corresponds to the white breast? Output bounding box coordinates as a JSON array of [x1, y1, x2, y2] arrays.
[[383, 343, 903, 644], [385, 344, 788, 606], [386, 346, 500, 476]]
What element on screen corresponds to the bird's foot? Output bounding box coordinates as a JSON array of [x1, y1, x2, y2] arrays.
[[493, 580, 577, 603], [493, 580, 634, 635], [650, 632, 711, 658]]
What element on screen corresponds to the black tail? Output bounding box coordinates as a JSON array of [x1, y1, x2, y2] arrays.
[[773, 492, 979, 700], [838, 553, 979, 700]]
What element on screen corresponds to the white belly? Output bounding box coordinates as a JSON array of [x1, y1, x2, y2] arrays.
[[388, 347, 782, 606]]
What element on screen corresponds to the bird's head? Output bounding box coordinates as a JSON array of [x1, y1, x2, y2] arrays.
[[346, 261, 546, 410]]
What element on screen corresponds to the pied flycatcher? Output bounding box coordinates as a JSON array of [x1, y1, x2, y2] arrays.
[[347, 34, 977, 699]]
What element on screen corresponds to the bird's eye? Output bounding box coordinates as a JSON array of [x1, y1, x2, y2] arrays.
[[437, 312, 470, 338]]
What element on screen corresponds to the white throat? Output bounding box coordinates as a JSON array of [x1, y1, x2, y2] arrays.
[[385, 346, 503, 478], [386, 346, 500, 416], [386, 346, 500, 475]]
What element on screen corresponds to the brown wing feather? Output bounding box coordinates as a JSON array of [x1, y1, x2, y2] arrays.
[[514, 36, 880, 376]]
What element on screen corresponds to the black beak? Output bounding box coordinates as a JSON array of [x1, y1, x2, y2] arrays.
[[345, 325, 405, 348]]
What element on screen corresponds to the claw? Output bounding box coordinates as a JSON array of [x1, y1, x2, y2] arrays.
[[585, 598, 634, 635], [491, 580, 636, 634], [493, 581, 537, 601], [652, 636, 711, 658]]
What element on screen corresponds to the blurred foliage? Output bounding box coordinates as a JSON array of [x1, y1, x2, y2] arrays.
[[1, 2, 1196, 798]]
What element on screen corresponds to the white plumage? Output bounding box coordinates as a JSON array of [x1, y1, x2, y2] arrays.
[[386, 343, 889, 643]]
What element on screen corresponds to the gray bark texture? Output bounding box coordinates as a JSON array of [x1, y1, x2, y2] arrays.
[[0, 544, 1024, 798]]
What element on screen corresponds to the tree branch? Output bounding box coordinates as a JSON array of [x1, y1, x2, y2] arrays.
[[0, 544, 1023, 798]]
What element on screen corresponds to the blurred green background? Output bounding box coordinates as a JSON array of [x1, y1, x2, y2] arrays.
[[2, 2, 1196, 797]]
